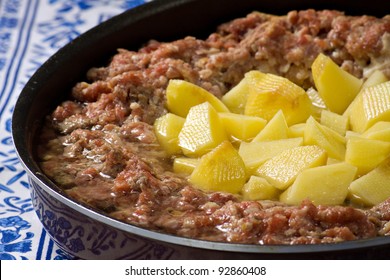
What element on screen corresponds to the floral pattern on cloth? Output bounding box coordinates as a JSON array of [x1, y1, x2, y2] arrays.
[[0, 0, 148, 260]]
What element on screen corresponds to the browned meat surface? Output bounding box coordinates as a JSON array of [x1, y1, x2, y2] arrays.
[[37, 10, 390, 245]]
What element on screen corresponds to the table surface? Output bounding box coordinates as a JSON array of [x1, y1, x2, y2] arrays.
[[0, 0, 149, 260]]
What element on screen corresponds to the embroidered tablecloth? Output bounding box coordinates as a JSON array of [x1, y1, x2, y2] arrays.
[[0, 0, 148, 260]]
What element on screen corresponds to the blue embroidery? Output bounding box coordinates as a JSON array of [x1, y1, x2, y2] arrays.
[[0, 16, 18, 28], [1, 196, 33, 215], [0, 32, 12, 53], [0, 58, 6, 71], [3, 0, 20, 14], [38, 14, 84, 49], [0, 216, 33, 260], [38, 0, 144, 49], [24, 44, 53, 81], [0, 117, 28, 195], [0, 0, 147, 260], [121, 0, 148, 10]]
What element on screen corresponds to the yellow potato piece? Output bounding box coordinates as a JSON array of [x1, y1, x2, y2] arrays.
[[306, 87, 326, 120], [288, 123, 306, 138], [155, 71, 390, 207], [239, 137, 303, 173], [304, 116, 346, 160], [251, 110, 288, 141], [326, 157, 342, 165], [349, 158, 390, 206], [221, 70, 266, 114], [349, 81, 390, 133], [343, 70, 388, 118], [361, 69, 388, 90], [255, 145, 327, 190], [178, 102, 227, 157], [190, 141, 247, 193], [280, 163, 357, 206], [312, 53, 362, 114], [345, 136, 390, 175], [154, 113, 185, 155], [219, 112, 267, 141], [244, 73, 313, 125], [361, 121, 390, 141], [173, 157, 199, 175], [242, 176, 280, 201], [320, 110, 349, 136], [345, 130, 361, 140], [166, 79, 229, 117], [306, 87, 326, 109]]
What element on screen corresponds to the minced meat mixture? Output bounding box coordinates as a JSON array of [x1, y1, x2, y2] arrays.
[[37, 10, 390, 245]]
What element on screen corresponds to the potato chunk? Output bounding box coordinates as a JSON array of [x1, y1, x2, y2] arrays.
[[239, 137, 303, 173], [343, 70, 388, 118], [288, 123, 306, 138], [280, 163, 357, 206], [349, 81, 390, 133], [304, 116, 346, 160], [166, 79, 229, 117], [190, 141, 247, 193], [244, 73, 313, 125], [312, 53, 362, 114], [361, 69, 388, 90], [173, 157, 199, 175], [320, 110, 349, 136], [255, 145, 327, 190], [154, 113, 185, 155], [219, 112, 267, 141], [178, 102, 227, 157], [242, 176, 280, 201], [251, 110, 288, 141], [156, 71, 390, 207], [349, 158, 390, 206], [306, 87, 326, 110], [361, 121, 390, 141], [345, 136, 390, 175], [221, 70, 266, 114]]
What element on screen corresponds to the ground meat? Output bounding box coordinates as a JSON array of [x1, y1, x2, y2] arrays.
[[37, 10, 390, 245]]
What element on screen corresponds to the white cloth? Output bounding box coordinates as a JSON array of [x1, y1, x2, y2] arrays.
[[0, 0, 148, 260]]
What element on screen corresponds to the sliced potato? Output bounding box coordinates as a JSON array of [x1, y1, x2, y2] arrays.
[[361, 69, 388, 90], [221, 70, 266, 114], [242, 176, 280, 201], [244, 73, 312, 125], [312, 53, 362, 114], [156, 69, 390, 207], [361, 121, 390, 141], [190, 141, 247, 193], [251, 110, 288, 141], [219, 112, 267, 141], [320, 110, 349, 136], [166, 79, 229, 117], [349, 158, 390, 206], [306, 87, 326, 109], [345, 136, 390, 175], [173, 157, 199, 175], [280, 162, 357, 206], [255, 145, 327, 190], [349, 81, 390, 133], [288, 123, 306, 138], [239, 137, 303, 173], [304, 116, 346, 160], [154, 113, 185, 155], [178, 102, 227, 157]]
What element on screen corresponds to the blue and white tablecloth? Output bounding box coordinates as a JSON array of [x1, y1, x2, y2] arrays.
[[0, 0, 149, 260]]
